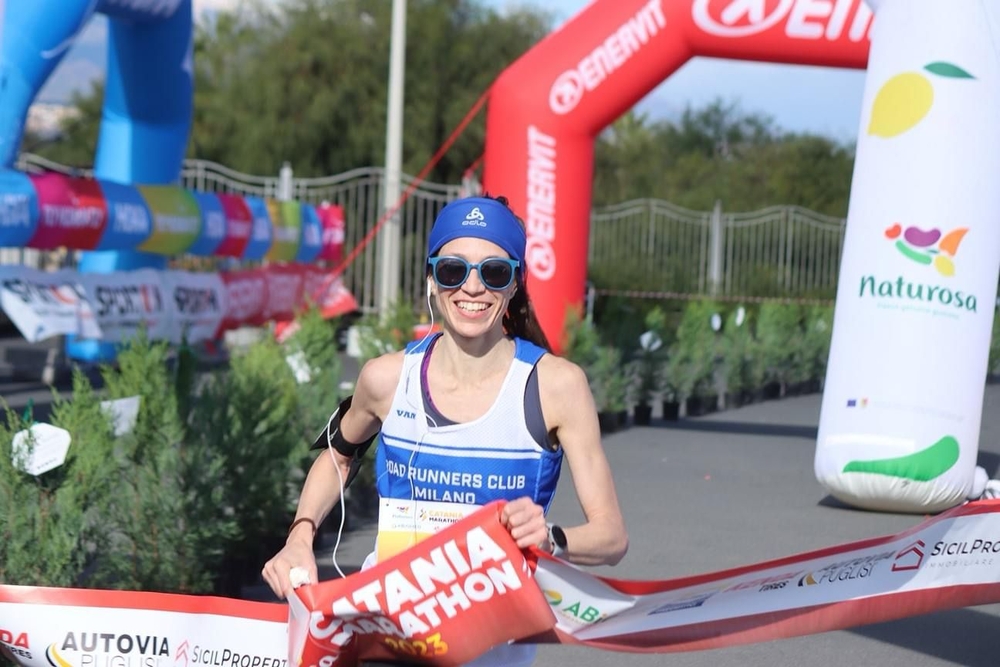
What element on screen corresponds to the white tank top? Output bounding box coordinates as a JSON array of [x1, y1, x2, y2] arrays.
[[362, 334, 561, 667], [374, 334, 562, 511]]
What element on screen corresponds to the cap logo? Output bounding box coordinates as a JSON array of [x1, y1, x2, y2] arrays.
[[462, 207, 487, 227]]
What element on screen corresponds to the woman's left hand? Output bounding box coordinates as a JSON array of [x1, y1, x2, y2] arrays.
[[501, 497, 549, 550]]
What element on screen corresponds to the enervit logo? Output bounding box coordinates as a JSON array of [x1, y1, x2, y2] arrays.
[[892, 540, 925, 572], [548, 0, 666, 115], [884, 223, 968, 278], [525, 126, 557, 281], [692, 0, 873, 41]]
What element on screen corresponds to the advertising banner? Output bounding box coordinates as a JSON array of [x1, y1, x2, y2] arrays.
[[96, 179, 153, 250], [80, 269, 170, 342], [0, 589, 287, 667], [217, 268, 270, 335], [0, 265, 358, 344], [0, 170, 39, 248], [187, 192, 227, 257], [215, 193, 253, 258], [0, 267, 101, 342], [28, 172, 107, 250], [136, 186, 201, 256], [242, 196, 273, 260], [295, 202, 322, 263], [316, 203, 345, 264], [265, 199, 300, 262], [815, 0, 1000, 513], [301, 267, 358, 320], [3, 500, 999, 667], [161, 271, 227, 344], [263, 264, 305, 322]]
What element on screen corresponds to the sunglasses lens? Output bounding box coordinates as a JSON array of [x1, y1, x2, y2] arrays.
[[480, 260, 514, 289], [434, 258, 469, 287]]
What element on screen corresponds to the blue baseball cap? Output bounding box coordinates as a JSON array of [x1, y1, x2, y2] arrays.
[[426, 197, 526, 271]]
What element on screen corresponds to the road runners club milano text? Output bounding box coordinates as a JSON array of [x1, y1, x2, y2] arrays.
[[309, 527, 524, 645], [384, 461, 527, 504]]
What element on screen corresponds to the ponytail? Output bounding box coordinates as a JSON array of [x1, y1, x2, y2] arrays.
[[504, 282, 551, 352]]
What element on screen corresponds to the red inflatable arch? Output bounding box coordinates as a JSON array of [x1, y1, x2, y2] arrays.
[[483, 0, 872, 351]]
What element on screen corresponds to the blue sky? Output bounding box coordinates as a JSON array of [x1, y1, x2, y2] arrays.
[[45, 0, 868, 143]]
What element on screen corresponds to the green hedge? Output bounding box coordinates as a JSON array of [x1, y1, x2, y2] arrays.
[[0, 309, 345, 596]]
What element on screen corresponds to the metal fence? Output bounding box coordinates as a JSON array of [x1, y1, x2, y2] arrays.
[[9, 154, 848, 309], [589, 199, 847, 299]]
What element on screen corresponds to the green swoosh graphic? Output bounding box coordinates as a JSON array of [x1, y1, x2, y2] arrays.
[[842, 435, 959, 481]]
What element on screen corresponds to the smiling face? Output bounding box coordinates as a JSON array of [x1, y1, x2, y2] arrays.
[[429, 237, 518, 342]]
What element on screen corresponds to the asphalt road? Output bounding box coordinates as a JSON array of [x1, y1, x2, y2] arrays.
[[300, 389, 1000, 667]]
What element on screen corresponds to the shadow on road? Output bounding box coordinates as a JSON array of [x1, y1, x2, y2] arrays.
[[651, 419, 818, 440]]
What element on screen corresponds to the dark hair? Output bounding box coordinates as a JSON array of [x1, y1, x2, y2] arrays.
[[427, 193, 552, 352], [487, 194, 552, 352]]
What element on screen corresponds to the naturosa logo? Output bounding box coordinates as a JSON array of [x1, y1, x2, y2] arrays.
[[869, 62, 975, 138], [884, 223, 968, 277], [859, 225, 977, 314]]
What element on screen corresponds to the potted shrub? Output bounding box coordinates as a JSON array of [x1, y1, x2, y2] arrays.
[[629, 307, 667, 426], [665, 300, 720, 417], [590, 345, 627, 434], [801, 304, 834, 392], [721, 306, 760, 408], [755, 302, 805, 398]]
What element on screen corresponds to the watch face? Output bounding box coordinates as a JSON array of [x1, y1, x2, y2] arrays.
[[551, 524, 568, 549]]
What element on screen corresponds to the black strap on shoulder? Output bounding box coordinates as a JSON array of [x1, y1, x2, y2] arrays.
[[311, 395, 379, 489]]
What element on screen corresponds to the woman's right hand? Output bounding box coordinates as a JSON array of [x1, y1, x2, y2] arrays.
[[262, 528, 318, 600]]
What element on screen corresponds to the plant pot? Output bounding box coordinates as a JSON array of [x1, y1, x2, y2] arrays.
[[633, 403, 653, 426], [617, 409, 629, 428], [686, 395, 719, 417], [761, 382, 782, 400], [598, 411, 620, 434], [662, 401, 680, 421]]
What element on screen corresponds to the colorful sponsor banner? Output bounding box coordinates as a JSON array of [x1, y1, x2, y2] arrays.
[[295, 203, 322, 263], [187, 192, 227, 256], [96, 179, 153, 250], [301, 266, 358, 319], [316, 203, 345, 264], [216, 269, 269, 336], [2, 500, 1000, 667], [215, 194, 253, 258], [0, 588, 287, 667], [79, 269, 170, 342], [0, 268, 101, 342], [0, 265, 358, 344], [136, 186, 201, 255], [28, 172, 107, 250], [0, 170, 39, 247], [242, 196, 274, 260], [265, 199, 300, 261], [263, 264, 305, 322], [161, 271, 227, 344], [816, 0, 1000, 513], [0, 171, 327, 260]]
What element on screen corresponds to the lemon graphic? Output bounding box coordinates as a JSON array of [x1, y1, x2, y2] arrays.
[[868, 62, 975, 139], [868, 72, 934, 138]]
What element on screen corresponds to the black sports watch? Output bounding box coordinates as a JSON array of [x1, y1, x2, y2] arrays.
[[547, 523, 567, 557]]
